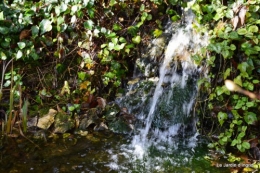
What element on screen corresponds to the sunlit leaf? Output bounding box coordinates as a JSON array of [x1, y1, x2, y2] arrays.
[[16, 50, 23, 59], [17, 42, 26, 49], [39, 19, 52, 35], [153, 29, 163, 38], [1, 52, 7, 60], [249, 25, 258, 33], [84, 20, 94, 30], [132, 35, 141, 44], [237, 28, 247, 35]]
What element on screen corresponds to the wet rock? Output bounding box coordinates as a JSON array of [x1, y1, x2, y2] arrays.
[[37, 109, 57, 130], [94, 122, 108, 131], [104, 104, 135, 134], [79, 108, 101, 130], [53, 112, 75, 133]]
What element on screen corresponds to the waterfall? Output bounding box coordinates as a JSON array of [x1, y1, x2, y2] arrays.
[[130, 10, 208, 159], [108, 9, 208, 172]]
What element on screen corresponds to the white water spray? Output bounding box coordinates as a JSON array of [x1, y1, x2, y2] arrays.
[[131, 11, 208, 158]]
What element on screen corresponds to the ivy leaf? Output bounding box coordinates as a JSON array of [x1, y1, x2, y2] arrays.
[[0, 26, 9, 34], [1, 52, 7, 60], [153, 29, 163, 38], [237, 28, 247, 35], [132, 35, 141, 44], [140, 4, 145, 11], [104, 72, 115, 79], [84, 20, 94, 30], [218, 112, 227, 126], [16, 50, 23, 59], [17, 42, 26, 49], [113, 24, 122, 31], [249, 25, 258, 33], [224, 68, 230, 79], [114, 43, 126, 51], [119, 37, 127, 43], [242, 141, 250, 149], [31, 25, 39, 37], [234, 75, 242, 86], [231, 139, 238, 146], [244, 112, 257, 125], [39, 19, 52, 35], [226, 9, 233, 19]]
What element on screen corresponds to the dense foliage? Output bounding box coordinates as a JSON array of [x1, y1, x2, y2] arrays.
[[0, 1, 184, 132], [190, 0, 260, 158], [1, 0, 260, 163]]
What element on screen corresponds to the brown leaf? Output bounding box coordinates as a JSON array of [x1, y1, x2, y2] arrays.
[[19, 29, 31, 40], [96, 97, 106, 109], [232, 16, 239, 30], [238, 6, 247, 26]]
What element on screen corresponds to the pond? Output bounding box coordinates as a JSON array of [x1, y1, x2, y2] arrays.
[[0, 130, 229, 173]]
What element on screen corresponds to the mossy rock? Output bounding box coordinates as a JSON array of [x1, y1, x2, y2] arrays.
[[53, 112, 75, 133]]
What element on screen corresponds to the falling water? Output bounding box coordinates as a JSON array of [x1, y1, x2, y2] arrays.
[[107, 10, 209, 172], [130, 10, 208, 159]]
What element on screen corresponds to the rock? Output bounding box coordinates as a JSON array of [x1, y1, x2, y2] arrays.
[[94, 122, 108, 131], [79, 108, 100, 130], [37, 109, 57, 130], [53, 112, 75, 133]]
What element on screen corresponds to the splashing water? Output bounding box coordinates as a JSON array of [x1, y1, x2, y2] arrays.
[[108, 10, 209, 172], [130, 11, 208, 159]]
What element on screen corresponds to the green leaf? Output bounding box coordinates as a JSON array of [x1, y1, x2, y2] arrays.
[[39, 19, 52, 35], [84, 20, 94, 30], [109, 0, 117, 6], [57, 16, 64, 26], [119, 37, 127, 43], [78, 72, 86, 80], [234, 100, 244, 109], [17, 42, 26, 49], [224, 68, 230, 79], [237, 28, 247, 35], [16, 50, 23, 59], [140, 4, 145, 11], [104, 72, 115, 79], [153, 29, 163, 38], [229, 31, 239, 39], [132, 35, 141, 44], [113, 24, 122, 31], [207, 143, 215, 148], [108, 42, 115, 50], [226, 9, 233, 18], [171, 15, 180, 22], [246, 101, 255, 107], [1, 52, 7, 60], [244, 112, 257, 125], [231, 139, 238, 146], [229, 44, 236, 51], [234, 75, 242, 86], [238, 132, 245, 138], [218, 112, 227, 126], [31, 25, 39, 37], [249, 25, 258, 33], [114, 43, 126, 51], [242, 141, 250, 149], [0, 26, 9, 34]]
